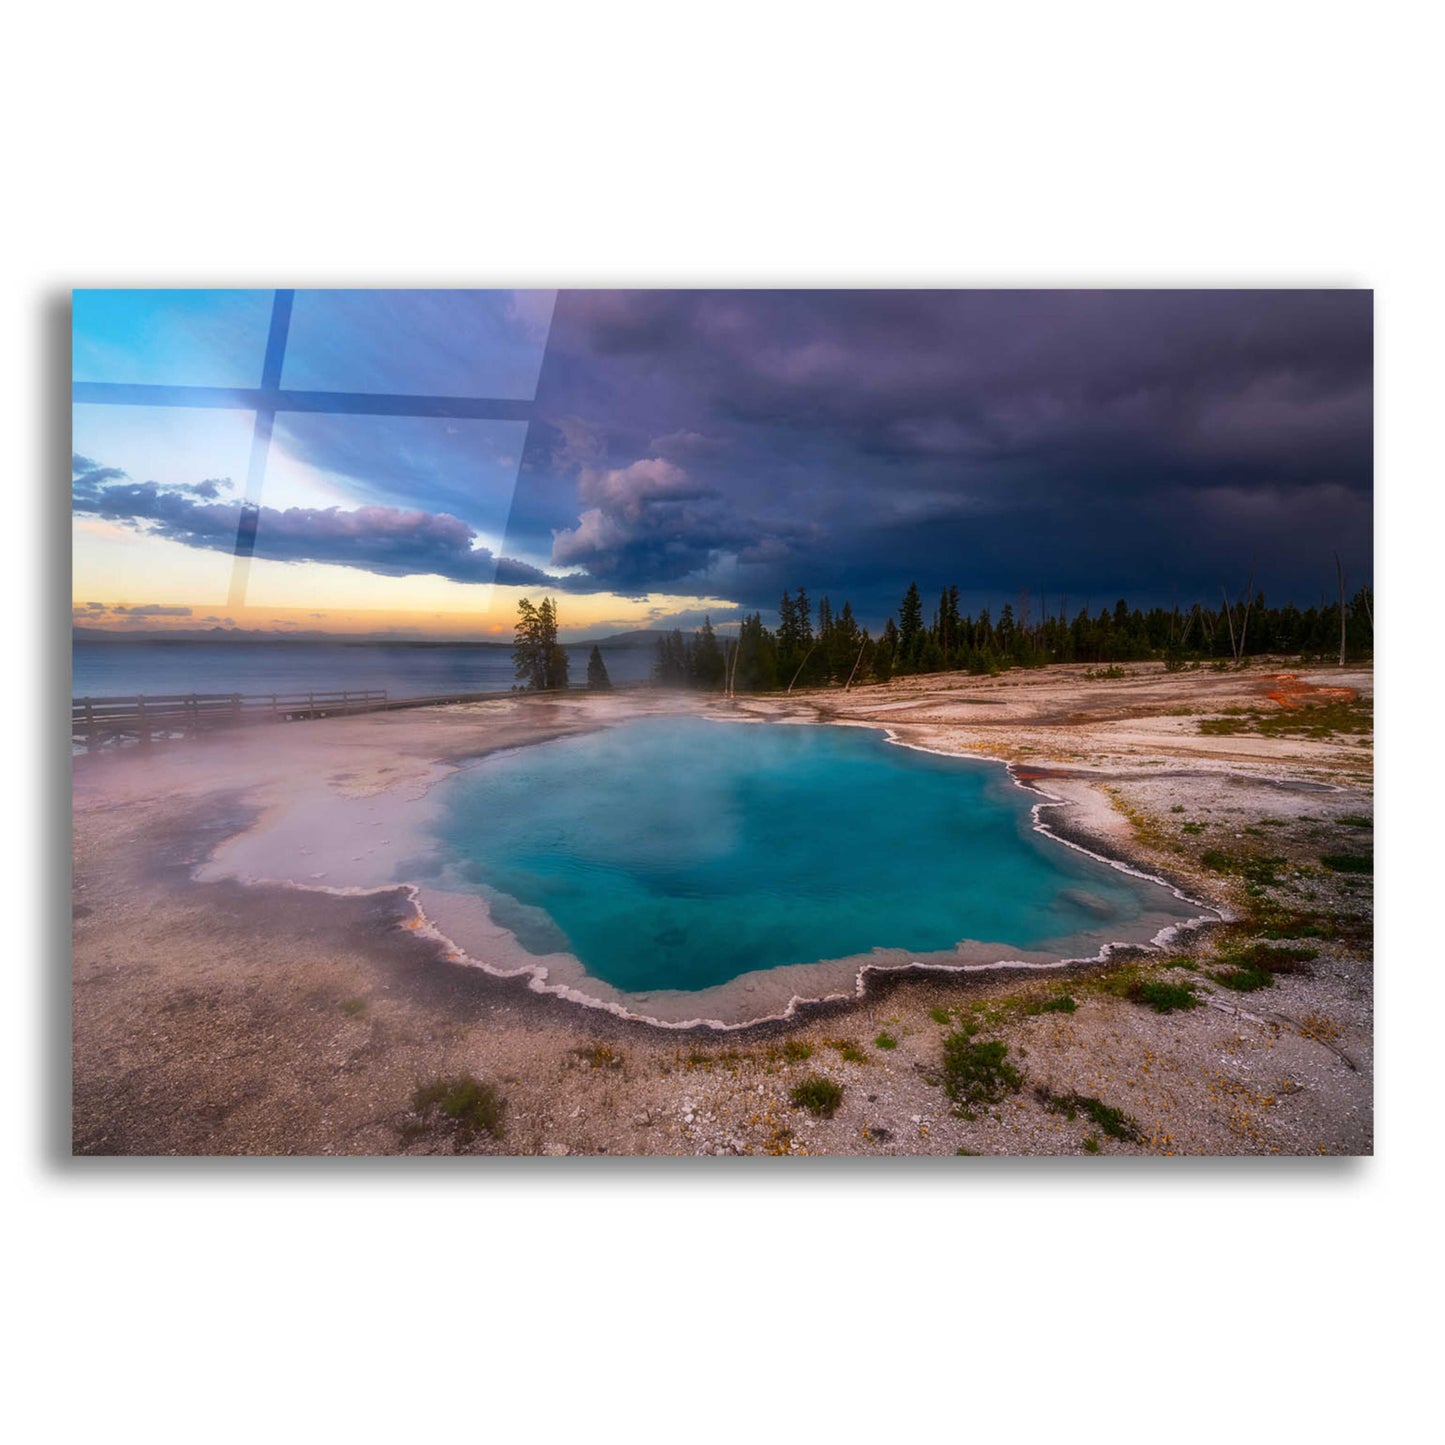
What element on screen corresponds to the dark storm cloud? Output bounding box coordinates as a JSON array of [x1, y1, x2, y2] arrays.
[[503, 289, 1372, 623], [72, 456, 564, 590]]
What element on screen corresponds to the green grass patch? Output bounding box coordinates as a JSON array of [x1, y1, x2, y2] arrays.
[[1210, 941, 1318, 992], [1027, 994, 1077, 1015], [1251, 906, 1335, 940], [1199, 698, 1372, 740], [1321, 853, 1373, 875], [1200, 849, 1287, 887], [823, 1037, 868, 1063], [1039, 1088, 1142, 1142], [1227, 942, 1318, 973], [928, 1006, 952, 1025], [790, 1075, 844, 1117], [1336, 814, 1372, 829], [781, 1038, 813, 1063], [1125, 979, 1200, 1013], [874, 1031, 899, 1050], [1211, 965, 1273, 992], [410, 1074, 506, 1140], [940, 1030, 1023, 1108], [339, 997, 367, 1018]]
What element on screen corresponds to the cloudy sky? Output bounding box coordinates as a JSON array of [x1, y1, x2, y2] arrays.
[[73, 288, 1372, 638]]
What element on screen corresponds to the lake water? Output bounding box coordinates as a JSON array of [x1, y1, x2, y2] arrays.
[[428, 717, 1196, 995], [71, 640, 654, 699]]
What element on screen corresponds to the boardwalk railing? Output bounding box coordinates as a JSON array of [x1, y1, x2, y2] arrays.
[[71, 681, 642, 751], [72, 689, 390, 750]]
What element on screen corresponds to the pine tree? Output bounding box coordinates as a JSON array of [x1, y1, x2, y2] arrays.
[[652, 629, 689, 686], [736, 613, 779, 691], [541, 598, 569, 689], [586, 645, 612, 691], [875, 617, 899, 680], [514, 596, 569, 690], [898, 582, 924, 670], [691, 616, 726, 689], [513, 598, 546, 689]]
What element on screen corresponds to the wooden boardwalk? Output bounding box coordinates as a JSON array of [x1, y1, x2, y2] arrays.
[[70, 687, 524, 751]]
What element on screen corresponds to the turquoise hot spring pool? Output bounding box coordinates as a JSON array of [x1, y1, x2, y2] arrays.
[[422, 717, 1199, 998]]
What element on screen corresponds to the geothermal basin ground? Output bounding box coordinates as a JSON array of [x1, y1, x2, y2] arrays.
[[71, 660, 1374, 1156]]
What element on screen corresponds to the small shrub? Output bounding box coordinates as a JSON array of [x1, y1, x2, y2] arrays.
[[411, 1074, 506, 1140], [1300, 1013, 1343, 1043], [1082, 1134, 1101, 1153], [790, 1075, 844, 1117], [1126, 979, 1200, 1013], [1200, 850, 1286, 887], [1255, 908, 1333, 940], [1321, 853, 1372, 875], [577, 1042, 624, 1069], [929, 1006, 952, 1025], [823, 1037, 868, 1064], [1040, 1089, 1142, 1142], [1028, 994, 1077, 1015], [1230, 942, 1318, 974], [940, 1030, 1023, 1107], [782, 1038, 813, 1063], [1211, 965, 1274, 992], [1211, 941, 1318, 992], [874, 1031, 899, 1050]]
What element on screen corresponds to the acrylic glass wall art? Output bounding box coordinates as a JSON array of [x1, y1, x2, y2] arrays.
[[72, 289, 1374, 1157]]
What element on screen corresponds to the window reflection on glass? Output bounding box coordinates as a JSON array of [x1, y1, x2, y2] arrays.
[[72, 404, 258, 606], [72, 290, 275, 389], [240, 414, 530, 608], [72, 287, 554, 622], [279, 290, 555, 398]]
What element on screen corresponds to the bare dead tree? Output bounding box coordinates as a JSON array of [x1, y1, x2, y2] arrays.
[[1221, 586, 1239, 663], [786, 643, 818, 694], [1177, 603, 1198, 649], [844, 638, 867, 691], [726, 634, 743, 699], [1236, 565, 1256, 661], [1335, 551, 1348, 666]]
